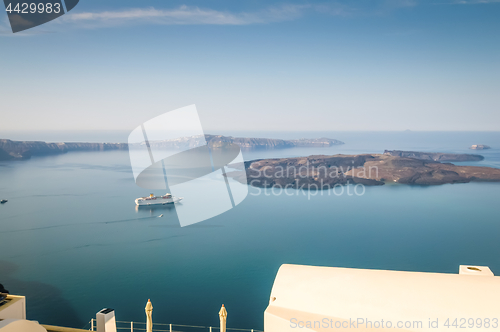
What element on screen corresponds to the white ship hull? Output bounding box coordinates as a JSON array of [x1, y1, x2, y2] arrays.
[[135, 195, 182, 206]]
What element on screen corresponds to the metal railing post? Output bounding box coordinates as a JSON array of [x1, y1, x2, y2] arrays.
[[131, 321, 134, 332], [170, 324, 172, 332], [90, 319, 94, 331], [210, 327, 212, 332]]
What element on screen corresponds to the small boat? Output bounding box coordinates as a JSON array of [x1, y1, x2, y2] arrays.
[[0, 200, 7, 204], [135, 193, 182, 206], [158, 214, 163, 218]]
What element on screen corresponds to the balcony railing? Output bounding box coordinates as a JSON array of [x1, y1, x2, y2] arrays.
[[88, 319, 263, 332]]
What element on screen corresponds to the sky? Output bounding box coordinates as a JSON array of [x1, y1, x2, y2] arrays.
[[1, 0, 499, 133]]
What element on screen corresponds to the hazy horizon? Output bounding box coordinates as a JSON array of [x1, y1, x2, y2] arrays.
[[2, 129, 500, 144]]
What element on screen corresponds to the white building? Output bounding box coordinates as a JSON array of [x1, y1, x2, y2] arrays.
[[265, 264, 500, 331]]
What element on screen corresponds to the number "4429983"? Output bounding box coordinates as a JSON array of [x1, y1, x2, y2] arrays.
[[5, 2, 62, 14]]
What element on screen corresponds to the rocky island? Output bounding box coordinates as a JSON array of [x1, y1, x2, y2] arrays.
[[0, 135, 344, 161], [383, 150, 484, 162], [227, 152, 500, 188]]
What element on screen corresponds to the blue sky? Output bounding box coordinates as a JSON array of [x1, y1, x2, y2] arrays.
[[1, 0, 499, 132]]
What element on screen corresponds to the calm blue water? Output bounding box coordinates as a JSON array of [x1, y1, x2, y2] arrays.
[[0, 131, 499, 330]]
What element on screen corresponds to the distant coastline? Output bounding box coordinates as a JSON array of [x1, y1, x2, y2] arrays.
[[0, 140, 128, 161], [0, 135, 344, 161]]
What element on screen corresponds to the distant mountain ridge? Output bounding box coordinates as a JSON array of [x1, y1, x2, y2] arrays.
[[145, 135, 344, 150], [0, 135, 344, 161]]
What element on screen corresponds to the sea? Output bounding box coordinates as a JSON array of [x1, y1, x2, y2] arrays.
[[0, 131, 499, 330]]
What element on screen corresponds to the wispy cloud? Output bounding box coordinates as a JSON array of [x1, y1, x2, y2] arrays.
[[61, 2, 423, 29], [459, 0, 500, 3], [382, 0, 418, 8], [437, 0, 500, 4], [1, 1, 431, 34], [62, 5, 310, 27]]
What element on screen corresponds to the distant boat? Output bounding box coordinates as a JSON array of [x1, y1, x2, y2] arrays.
[[158, 214, 163, 218], [135, 193, 182, 206], [0, 200, 7, 204], [470, 144, 491, 150]]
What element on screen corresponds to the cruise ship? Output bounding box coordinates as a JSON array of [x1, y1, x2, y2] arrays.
[[135, 193, 182, 206]]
